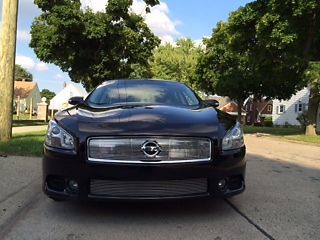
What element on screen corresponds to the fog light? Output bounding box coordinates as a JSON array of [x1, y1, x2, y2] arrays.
[[217, 179, 227, 189], [67, 179, 79, 191]]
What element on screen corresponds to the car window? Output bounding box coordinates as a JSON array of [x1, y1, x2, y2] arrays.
[[87, 81, 120, 105], [87, 80, 199, 107]]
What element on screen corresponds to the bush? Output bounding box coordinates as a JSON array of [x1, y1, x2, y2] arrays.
[[296, 111, 308, 129], [264, 116, 273, 127]]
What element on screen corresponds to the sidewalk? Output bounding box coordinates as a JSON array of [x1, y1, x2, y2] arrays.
[[12, 125, 48, 134]]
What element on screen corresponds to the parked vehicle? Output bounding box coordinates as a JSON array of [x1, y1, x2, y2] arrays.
[[43, 79, 246, 201]]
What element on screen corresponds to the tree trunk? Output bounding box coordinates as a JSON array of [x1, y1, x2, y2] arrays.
[[0, 0, 19, 142], [305, 86, 320, 136], [237, 99, 243, 123]]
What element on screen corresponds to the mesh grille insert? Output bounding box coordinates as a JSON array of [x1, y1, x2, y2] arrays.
[[90, 178, 208, 198]]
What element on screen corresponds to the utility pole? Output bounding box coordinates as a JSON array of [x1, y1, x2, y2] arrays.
[[0, 0, 19, 141]]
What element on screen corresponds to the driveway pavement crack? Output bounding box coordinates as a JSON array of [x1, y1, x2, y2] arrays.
[[224, 199, 276, 240], [0, 177, 41, 204], [0, 180, 42, 239]]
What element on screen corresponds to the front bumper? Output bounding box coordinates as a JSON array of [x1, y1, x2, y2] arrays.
[[43, 146, 246, 201]]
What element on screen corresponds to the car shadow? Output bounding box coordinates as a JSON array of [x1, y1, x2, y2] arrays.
[[47, 197, 231, 222]]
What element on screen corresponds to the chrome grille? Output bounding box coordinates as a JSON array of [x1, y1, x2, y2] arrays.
[[90, 178, 208, 198], [87, 137, 211, 164]]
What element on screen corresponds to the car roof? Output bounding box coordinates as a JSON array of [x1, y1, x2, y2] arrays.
[[100, 79, 185, 86]]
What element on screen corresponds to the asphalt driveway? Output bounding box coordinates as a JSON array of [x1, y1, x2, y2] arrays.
[[0, 135, 319, 240]]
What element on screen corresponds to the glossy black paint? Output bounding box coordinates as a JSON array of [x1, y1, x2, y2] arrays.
[[43, 79, 246, 201]]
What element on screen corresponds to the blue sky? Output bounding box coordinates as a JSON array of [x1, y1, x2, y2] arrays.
[[0, 0, 253, 93]]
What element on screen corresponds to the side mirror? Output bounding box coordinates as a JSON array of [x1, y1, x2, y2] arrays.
[[203, 99, 219, 108], [68, 96, 84, 106]]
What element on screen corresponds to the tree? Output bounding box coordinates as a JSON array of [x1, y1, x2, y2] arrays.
[[303, 62, 320, 134], [196, 0, 320, 129], [0, 0, 18, 142], [195, 3, 268, 121], [253, 0, 320, 135], [15, 64, 33, 81], [151, 38, 203, 87], [30, 0, 160, 91], [40, 89, 56, 103]]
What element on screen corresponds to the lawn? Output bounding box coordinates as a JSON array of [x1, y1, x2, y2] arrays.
[[243, 125, 304, 135], [243, 126, 320, 144], [13, 114, 48, 127], [0, 131, 46, 157], [283, 135, 320, 144]]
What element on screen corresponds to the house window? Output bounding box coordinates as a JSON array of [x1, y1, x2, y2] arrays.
[[295, 103, 305, 113], [267, 105, 272, 112], [278, 105, 285, 114]]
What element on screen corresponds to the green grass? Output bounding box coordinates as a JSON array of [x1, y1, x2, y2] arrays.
[[12, 114, 48, 127], [283, 135, 320, 144], [244, 126, 320, 144], [13, 114, 37, 121], [0, 131, 46, 157], [243, 126, 304, 136], [13, 119, 48, 127]]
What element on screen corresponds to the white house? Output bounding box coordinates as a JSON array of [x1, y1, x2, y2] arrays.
[[49, 83, 87, 111], [14, 80, 41, 113], [272, 88, 309, 126]]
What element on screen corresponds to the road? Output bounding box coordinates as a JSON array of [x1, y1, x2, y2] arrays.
[[12, 125, 47, 134], [0, 135, 319, 240]]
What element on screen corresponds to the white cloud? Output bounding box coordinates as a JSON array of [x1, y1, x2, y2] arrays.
[[160, 35, 175, 45], [15, 55, 49, 72], [17, 29, 31, 42], [81, 0, 107, 12], [80, 0, 181, 44], [18, 0, 41, 20], [54, 73, 64, 80], [15, 55, 35, 70], [35, 62, 49, 71], [131, 1, 181, 44]]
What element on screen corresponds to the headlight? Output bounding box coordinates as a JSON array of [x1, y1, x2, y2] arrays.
[[222, 122, 244, 150], [45, 120, 75, 150]]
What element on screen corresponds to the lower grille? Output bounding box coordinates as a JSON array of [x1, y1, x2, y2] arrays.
[[90, 178, 208, 198]]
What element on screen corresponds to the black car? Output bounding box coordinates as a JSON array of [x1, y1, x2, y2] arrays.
[[43, 79, 246, 201]]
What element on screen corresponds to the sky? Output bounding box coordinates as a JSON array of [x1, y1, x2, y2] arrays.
[[0, 0, 253, 93]]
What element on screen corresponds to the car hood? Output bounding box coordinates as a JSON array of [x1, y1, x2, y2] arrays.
[[54, 104, 236, 138]]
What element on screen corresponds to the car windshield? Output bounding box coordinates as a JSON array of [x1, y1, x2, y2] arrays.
[[86, 80, 200, 107]]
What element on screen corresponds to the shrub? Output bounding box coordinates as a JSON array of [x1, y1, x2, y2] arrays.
[[264, 116, 273, 127], [296, 111, 308, 129]]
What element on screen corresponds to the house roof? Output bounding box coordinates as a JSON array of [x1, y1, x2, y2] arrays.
[[245, 97, 273, 112], [49, 83, 87, 110], [220, 102, 246, 114], [208, 96, 231, 108], [14, 81, 37, 99]]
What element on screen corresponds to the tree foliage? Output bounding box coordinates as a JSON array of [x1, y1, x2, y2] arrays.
[[30, 0, 160, 90], [15, 64, 33, 81], [253, 0, 320, 135], [40, 88, 56, 103], [196, 0, 320, 128], [151, 38, 202, 87]]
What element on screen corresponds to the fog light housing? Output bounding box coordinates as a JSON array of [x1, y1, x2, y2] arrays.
[[217, 179, 227, 190], [67, 179, 79, 191]]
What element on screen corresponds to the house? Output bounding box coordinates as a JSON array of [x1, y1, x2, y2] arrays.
[[14, 79, 41, 113], [244, 97, 273, 125], [49, 83, 87, 111], [272, 88, 309, 126], [208, 96, 246, 121], [220, 102, 247, 117]]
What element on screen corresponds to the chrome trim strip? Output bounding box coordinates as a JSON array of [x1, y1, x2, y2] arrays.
[[86, 136, 212, 164]]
